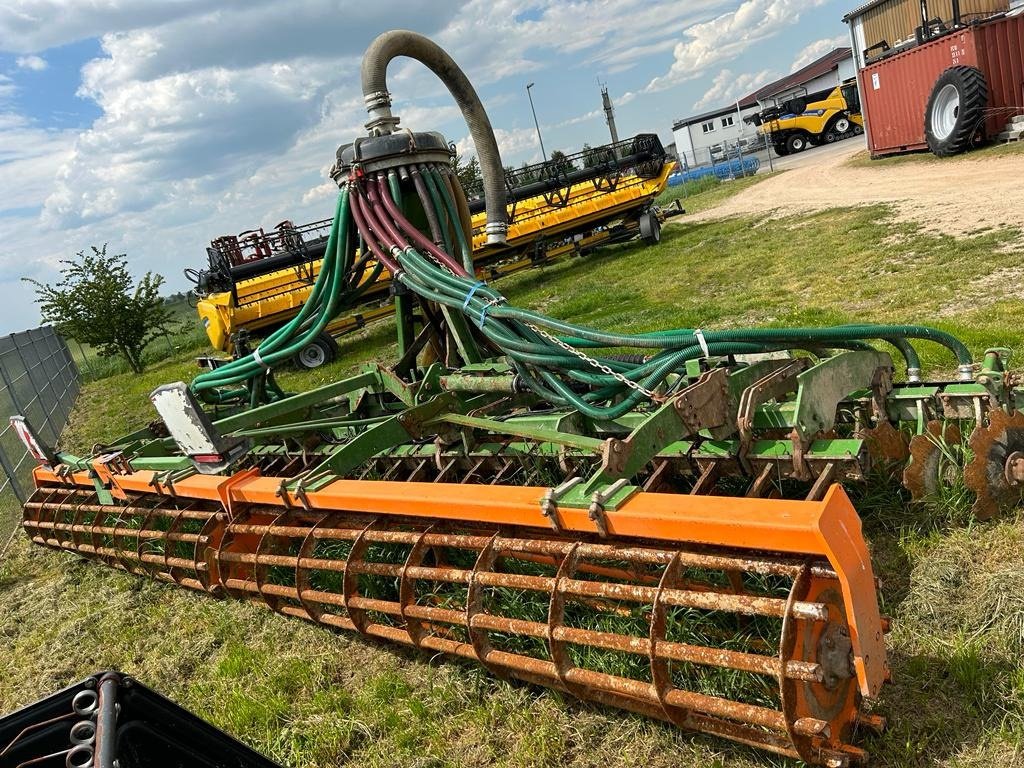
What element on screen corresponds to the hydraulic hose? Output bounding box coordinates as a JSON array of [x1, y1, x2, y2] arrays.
[[360, 29, 508, 245]]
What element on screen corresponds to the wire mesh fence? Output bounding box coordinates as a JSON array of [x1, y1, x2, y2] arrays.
[[669, 135, 774, 186], [0, 326, 80, 540]]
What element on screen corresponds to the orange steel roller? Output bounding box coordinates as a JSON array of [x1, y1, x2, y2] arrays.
[[24, 465, 888, 766]]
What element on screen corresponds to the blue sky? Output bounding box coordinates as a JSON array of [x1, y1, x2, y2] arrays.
[[0, 0, 850, 334]]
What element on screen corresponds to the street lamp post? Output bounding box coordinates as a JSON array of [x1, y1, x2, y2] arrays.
[[526, 82, 547, 161]]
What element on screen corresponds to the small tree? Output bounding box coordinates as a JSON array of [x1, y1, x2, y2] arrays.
[[546, 149, 575, 176], [25, 244, 174, 374], [453, 154, 481, 196]]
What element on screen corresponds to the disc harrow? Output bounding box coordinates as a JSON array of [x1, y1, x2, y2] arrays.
[[12, 27, 1024, 766]]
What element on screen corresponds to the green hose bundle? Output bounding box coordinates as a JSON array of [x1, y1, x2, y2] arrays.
[[191, 150, 976, 416]]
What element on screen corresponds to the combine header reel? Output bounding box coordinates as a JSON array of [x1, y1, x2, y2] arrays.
[[14, 29, 1024, 766]]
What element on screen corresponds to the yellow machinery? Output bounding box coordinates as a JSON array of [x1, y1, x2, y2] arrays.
[[745, 81, 864, 156], [190, 135, 679, 367]]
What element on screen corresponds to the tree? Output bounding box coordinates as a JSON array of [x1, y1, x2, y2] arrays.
[[546, 149, 575, 176], [25, 244, 174, 374], [582, 143, 614, 168], [453, 154, 481, 197]]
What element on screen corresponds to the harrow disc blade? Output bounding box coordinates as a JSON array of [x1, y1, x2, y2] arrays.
[[23, 470, 888, 767], [965, 409, 1024, 520], [903, 420, 963, 500]]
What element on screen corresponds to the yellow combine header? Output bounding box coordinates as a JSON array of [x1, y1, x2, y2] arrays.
[[190, 135, 679, 365]]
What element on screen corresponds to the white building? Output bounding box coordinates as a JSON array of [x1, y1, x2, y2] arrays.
[[672, 47, 856, 165]]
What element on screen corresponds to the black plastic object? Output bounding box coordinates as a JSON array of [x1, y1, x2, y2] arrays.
[[0, 671, 282, 768], [333, 130, 452, 178]]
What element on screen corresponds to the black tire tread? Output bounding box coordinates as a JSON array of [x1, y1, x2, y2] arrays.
[[925, 65, 988, 157]]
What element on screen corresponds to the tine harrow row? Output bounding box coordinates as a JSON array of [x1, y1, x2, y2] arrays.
[[24, 482, 883, 766]]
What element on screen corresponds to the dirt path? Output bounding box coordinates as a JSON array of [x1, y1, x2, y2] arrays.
[[691, 141, 1024, 238]]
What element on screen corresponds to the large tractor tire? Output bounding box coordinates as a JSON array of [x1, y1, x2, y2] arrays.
[[924, 66, 988, 157], [785, 133, 809, 154], [773, 142, 790, 157]]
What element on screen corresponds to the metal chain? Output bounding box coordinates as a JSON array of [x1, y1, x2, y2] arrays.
[[527, 323, 656, 399]]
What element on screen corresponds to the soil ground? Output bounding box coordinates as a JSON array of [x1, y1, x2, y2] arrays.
[[691, 139, 1024, 238]]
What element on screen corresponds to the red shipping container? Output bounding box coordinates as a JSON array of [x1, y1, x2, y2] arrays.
[[859, 13, 1024, 156]]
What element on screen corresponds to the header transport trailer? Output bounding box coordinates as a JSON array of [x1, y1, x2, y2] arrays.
[[189, 135, 680, 367], [844, 0, 1024, 157]]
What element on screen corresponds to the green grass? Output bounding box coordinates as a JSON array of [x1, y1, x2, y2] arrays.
[[68, 296, 210, 382], [656, 172, 776, 214], [4, 179, 1024, 767]]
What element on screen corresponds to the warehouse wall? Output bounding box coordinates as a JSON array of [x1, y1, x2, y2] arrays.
[[857, 0, 1007, 56]]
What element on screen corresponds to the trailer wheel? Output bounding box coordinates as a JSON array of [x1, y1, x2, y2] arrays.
[[639, 210, 661, 244], [785, 134, 808, 154], [294, 332, 338, 370], [925, 66, 988, 157]]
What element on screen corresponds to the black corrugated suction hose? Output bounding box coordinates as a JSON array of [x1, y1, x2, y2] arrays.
[[360, 29, 508, 245]]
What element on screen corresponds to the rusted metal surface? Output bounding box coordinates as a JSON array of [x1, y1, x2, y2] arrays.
[[23, 484, 880, 765], [964, 408, 1024, 519], [903, 420, 962, 500], [859, 14, 1024, 156]]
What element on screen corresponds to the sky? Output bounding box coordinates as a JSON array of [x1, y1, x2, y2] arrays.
[[0, 0, 852, 334]]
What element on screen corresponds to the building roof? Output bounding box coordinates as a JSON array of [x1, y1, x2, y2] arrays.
[[672, 46, 851, 131], [747, 47, 852, 102]]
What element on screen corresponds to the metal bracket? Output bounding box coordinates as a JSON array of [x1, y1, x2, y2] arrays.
[[588, 478, 629, 538], [540, 477, 582, 532]]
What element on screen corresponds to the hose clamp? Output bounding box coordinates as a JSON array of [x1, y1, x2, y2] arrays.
[[484, 221, 508, 245], [957, 363, 975, 382], [363, 90, 392, 109], [906, 367, 921, 383]]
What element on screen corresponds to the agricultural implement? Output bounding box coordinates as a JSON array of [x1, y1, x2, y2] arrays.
[[0, 671, 280, 768], [189, 134, 679, 364], [15, 29, 1024, 766]]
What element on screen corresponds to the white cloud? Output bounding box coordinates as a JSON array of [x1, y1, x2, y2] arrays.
[[692, 68, 777, 111], [790, 35, 848, 71], [456, 126, 543, 165], [0, 0, 831, 334], [15, 54, 48, 71], [643, 0, 828, 93]]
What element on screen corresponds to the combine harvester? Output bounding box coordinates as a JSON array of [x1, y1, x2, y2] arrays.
[[745, 82, 864, 156], [14, 30, 1024, 766], [189, 134, 679, 367]]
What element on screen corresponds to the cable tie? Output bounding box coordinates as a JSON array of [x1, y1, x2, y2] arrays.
[[478, 297, 505, 328], [694, 328, 710, 358], [462, 281, 487, 310], [252, 347, 271, 371]]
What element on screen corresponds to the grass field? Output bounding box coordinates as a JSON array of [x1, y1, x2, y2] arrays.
[[3, 177, 1024, 767], [67, 295, 210, 381]]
